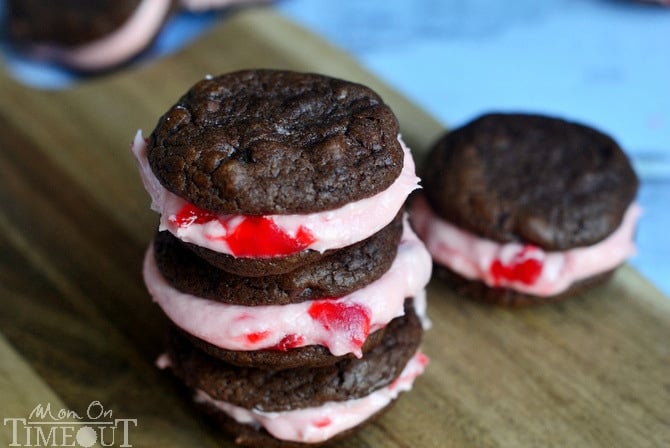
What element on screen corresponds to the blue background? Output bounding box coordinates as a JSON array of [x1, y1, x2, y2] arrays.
[[1, 0, 668, 294]]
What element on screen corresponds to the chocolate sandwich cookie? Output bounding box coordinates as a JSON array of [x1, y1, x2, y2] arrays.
[[143, 215, 431, 359], [133, 69, 418, 276], [6, 0, 175, 71], [166, 301, 423, 411], [7, 0, 142, 47], [153, 212, 403, 306], [412, 113, 640, 305]]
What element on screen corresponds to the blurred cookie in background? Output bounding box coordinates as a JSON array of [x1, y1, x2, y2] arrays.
[[4, 0, 269, 73], [5, 0, 177, 72], [180, 0, 270, 12], [411, 113, 641, 306]]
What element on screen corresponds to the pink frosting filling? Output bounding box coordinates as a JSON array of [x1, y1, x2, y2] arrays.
[[131, 130, 420, 257], [411, 195, 641, 296], [143, 218, 432, 357], [30, 0, 171, 71], [192, 351, 429, 444]]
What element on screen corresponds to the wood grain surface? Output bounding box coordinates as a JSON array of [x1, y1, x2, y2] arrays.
[[1, 8, 668, 448]]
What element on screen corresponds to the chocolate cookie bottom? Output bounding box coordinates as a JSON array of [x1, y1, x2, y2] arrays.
[[435, 264, 616, 306]]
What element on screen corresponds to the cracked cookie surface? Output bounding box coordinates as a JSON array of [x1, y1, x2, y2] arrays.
[[422, 113, 639, 250], [147, 69, 404, 215]]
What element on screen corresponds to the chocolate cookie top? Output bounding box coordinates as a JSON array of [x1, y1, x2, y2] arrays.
[[153, 212, 402, 305], [7, 0, 141, 47], [166, 301, 422, 412], [422, 113, 639, 250], [147, 70, 403, 215]]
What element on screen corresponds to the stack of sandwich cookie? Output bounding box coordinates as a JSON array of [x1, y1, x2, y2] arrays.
[[133, 70, 432, 446], [411, 113, 640, 306]]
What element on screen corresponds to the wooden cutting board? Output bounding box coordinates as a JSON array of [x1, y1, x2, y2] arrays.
[[1, 8, 668, 448]]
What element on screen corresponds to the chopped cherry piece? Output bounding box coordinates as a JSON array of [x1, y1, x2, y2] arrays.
[[245, 331, 271, 344], [225, 216, 315, 257], [171, 203, 316, 257], [313, 417, 332, 428], [170, 204, 315, 258], [388, 377, 400, 391], [308, 301, 371, 348], [172, 203, 218, 227], [490, 246, 543, 285], [269, 334, 305, 351], [416, 351, 429, 367]]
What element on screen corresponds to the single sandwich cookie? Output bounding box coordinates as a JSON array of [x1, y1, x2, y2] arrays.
[[161, 301, 427, 446], [412, 113, 640, 305], [143, 218, 432, 358], [166, 301, 422, 410], [6, 0, 174, 72], [132, 70, 420, 274]]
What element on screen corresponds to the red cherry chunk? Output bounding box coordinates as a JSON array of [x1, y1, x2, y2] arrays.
[[269, 334, 305, 351], [225, 216, 315, 257], [313, 417, 332, 428], [245, 331, 271, 344], [173, 203, 218, 227], [490, 246, 543, 285], [172, 204, 316, 257], [308, 301, 371, 348], [415, 351, 429, 367]]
